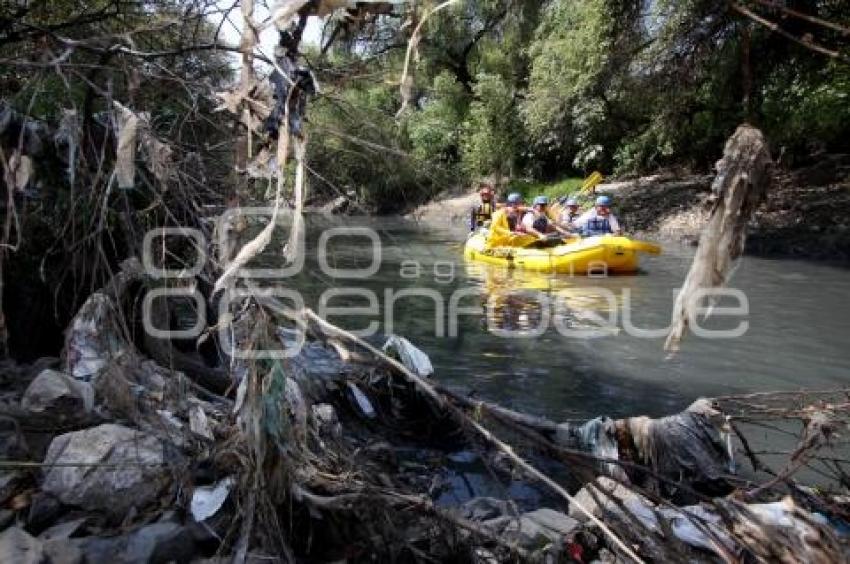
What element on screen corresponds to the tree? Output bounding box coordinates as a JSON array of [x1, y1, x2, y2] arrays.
[[462, 73, 523, 178]]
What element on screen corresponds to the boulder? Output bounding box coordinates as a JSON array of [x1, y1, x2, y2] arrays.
[[41, 423, 171, 517], [26, 492, 63, 533], [43, 538, 84, 564], [21, 369, 93, 416], [39, 517, 88, 541], [0, 526, 44, 564], [123, 522, 196, 564], [71, 522, 197, 564], [73, 535, 127, 564]]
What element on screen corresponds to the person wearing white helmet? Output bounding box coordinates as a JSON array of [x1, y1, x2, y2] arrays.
[[558, 196, 582, 228], [573, 195, 622, 236]]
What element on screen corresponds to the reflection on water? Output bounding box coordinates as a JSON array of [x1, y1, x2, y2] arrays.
[[471, 264, 623, 337], [255, 214, 850, 422]]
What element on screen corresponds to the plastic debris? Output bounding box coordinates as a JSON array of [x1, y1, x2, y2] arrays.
[[190, 477, 235, 522], [113, 102, 141, 189], [3, 150, 33, 193], [189, 404, 215, 441], [64, 294, 130, 382], [346, 381, 376, 418], [382, 335, 434, 378]]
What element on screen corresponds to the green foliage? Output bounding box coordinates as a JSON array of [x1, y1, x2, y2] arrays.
[[461, 73, 524, 177], [308, 0, 850, 209], [308, 77, 450, 212], [762, 61, 850, 159], [509, 177, 585, 203], [407, 72, 468, 164], [522, 0, 613, 162]]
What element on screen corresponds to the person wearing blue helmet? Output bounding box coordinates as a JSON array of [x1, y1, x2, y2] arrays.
[[521, 195, 572, 240], [504, 192, 523, 231], [574, 194, 622, 236]]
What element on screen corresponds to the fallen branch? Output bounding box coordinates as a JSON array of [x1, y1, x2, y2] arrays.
[[730, 3, 850, 63], [749, 0, 850, 37]]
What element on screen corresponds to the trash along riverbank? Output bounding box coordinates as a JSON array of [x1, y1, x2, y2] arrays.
[[0, 256, 848, 563]]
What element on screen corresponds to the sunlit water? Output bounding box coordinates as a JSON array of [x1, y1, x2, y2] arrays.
[[254, 213, 850, 422]]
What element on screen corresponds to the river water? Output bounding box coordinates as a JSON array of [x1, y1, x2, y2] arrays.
[[260, 214, 850, 422]]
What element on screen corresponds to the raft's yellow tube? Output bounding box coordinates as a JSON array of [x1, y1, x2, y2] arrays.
[[463, 233, 661, 275]]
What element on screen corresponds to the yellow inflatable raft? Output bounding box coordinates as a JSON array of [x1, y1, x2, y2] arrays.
[[463, 232, 661, 275]]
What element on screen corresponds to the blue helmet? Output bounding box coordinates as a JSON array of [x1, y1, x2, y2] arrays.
[[533, 195, 549, 206], [565, 197, 578, 206], [595, 195, 612, 206], [506, 192, 522, 205]]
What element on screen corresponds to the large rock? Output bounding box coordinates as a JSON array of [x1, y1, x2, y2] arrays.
[[41, 424, 171, 517], [0, 526, 45, 564], [43, 538, 84, 564], [70, 522, 197, 564], [123, 522, 196, 564], [21, 369, 93, 416], [26, 492, 63, 533]]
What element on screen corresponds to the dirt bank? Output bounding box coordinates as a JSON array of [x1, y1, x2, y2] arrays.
[[612, 165, 850, 263], [406, 189, 481, 225]]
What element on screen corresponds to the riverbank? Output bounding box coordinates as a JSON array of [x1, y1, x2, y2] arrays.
[[1, 267, 848, 562], [409, 162, 850, 263]]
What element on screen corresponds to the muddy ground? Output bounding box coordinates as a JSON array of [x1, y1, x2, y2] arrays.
[[613, 161, 850, 263]]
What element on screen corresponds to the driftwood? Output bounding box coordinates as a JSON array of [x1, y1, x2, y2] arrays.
[[665, 124, 772, 351]]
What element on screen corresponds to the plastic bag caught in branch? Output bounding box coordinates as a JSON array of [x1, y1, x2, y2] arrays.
[[142, 135, 174, 189], [665, 125, 771, 351], [263, 0, 310, 32], [382, 335, 434, 378], [113, 103, 141, 189], [3, 150, 32, 193], [283, 134, 307, 265], [396, 0, 459, 117], [112, 102, 174, 190], [55, 109, 80, 186]]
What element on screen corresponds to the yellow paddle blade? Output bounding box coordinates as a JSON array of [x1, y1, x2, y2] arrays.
[[580, 171, 604, 194]]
